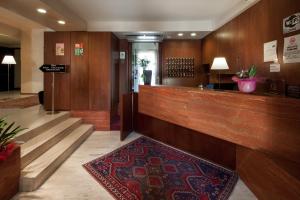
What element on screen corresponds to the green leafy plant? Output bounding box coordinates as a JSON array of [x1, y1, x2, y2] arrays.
[[0, 117, 25, 151], [137, 58, 150, 81], [236, 65, 257, 79], [138, 58, 150, 70]]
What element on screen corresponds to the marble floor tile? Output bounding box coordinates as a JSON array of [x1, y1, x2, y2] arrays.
[[13, 131, 257, 200]]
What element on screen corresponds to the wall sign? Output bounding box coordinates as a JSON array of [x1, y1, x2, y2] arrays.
[[55, 43, 64, 56], [283, 34, 300, 64], [283, 13, 300, 34], [120, 51, 126, 60], [39, 64, 67, 73], [74, 43, 84, 56], [264, 40, 277, 62], [270, 63, 280, 72]]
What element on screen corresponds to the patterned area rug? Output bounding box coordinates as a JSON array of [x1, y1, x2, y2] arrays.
[[83, 136, 238, 200]]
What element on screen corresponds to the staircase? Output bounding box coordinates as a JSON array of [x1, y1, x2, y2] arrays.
[[14, 111, 94, 192]]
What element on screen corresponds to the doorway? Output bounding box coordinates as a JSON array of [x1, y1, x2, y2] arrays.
[[132, 43, 159, 92]]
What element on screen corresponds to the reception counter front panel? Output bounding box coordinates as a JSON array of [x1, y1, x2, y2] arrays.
[[139, 85, 300, 164]]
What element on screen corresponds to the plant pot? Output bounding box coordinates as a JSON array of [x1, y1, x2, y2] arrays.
[[143, 70, 152, 85], [0, 145, 20, 200], [232, 77, 257, 93]]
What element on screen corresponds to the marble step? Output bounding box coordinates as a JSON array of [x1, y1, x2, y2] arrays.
[[20, 124, 94, 192], [15, 111, 70, 143], [21, 118, 82, 169]]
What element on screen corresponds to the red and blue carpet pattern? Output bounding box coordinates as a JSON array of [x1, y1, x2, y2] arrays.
[[83, 136, 238, 200]]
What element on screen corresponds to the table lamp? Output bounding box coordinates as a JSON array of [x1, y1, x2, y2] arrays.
[[1, 55, 16, 93], [211, 57, 229, 89]]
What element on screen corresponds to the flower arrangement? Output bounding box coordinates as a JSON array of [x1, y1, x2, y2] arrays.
[[138, 58, 150, 70], [235, 65, 257, 79], [137, 58, 152, 84], [0, 117, 25, 161], [232, 65, 258, 93]]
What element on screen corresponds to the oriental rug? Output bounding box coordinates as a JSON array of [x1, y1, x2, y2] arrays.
[[83, 136, 238, 200]]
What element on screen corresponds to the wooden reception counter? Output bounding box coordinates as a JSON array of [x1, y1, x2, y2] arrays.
[[137, 85, 300, 199]]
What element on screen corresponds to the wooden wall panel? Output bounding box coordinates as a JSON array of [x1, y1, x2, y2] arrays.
[[162, 40, 204, 87], [237, 146, 300, 200], [138, 85, 300, 165], [71, 111, 109, 131], [88, 32, 111, 111], [44, 32, 71, 110], [120, 93, 133, 141], [110, 34, 120, 118], [133, 93, 236, 169], [70, 32, 89, 110], [202, 0, 300, 85], [119, 39, 130, 98]]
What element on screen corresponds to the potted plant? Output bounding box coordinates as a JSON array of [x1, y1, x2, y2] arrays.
[[0, 117, 24, 200], [232, 65, 257, 93], [138, 58, 152, 85], [0, 117, 24, 161]]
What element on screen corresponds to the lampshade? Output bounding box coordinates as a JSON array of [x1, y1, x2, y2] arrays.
[[211, 57, 229, 70], [1, 55, 16, 64]]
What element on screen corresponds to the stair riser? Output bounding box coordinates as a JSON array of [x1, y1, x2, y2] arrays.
[[21, 119, 82, 169], [20, 126, 93, 192], [15, 113, 70, 143]]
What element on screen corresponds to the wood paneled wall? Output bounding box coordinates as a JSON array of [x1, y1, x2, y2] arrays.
[[161, 40, 205, 87], [44, 32, 71, 110], [202, 0, 300, 85], [110, 34, 120, 118], [119, 39, 130, 97], [88, 32, 112, 111], [44, 32, 118, 130], [70, 32, 89, 110]]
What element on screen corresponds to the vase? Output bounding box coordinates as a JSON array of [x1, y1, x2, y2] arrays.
[[232, 77, 257, 93], [143, 70, 152, 85]]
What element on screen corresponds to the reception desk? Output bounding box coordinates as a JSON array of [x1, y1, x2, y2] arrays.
[[137, 85, 300, 200]]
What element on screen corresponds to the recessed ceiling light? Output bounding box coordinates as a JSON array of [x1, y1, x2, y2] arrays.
[[37, 8, 47, 14], [57, 20, 66, 25], [178, 33, 184, 37], [191, 33, 197, 37]]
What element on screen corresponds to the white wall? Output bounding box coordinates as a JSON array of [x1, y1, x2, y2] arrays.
[[21, 28, 44, 93]]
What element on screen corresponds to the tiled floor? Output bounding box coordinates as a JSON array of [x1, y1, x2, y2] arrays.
[[13, 131, 257, 200]]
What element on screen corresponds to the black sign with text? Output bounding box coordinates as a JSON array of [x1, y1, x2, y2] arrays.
[[39, 64, 67, 73]]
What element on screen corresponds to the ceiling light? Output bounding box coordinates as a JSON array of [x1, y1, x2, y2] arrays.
[[178, 33, 184, 37], [191, 33, 197, 37], [37, 8, 47, 14], [137, 35, 156, 40], [57, 20, 66, 25]]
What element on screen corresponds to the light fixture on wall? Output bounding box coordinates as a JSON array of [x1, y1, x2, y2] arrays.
[[190, 33, 197, 37], [177, 33, 184, 37], [211, 57, 229, 89], [1, 55, 16, 93]]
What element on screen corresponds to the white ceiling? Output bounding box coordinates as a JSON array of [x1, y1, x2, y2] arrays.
[[59, 0, 260, 31], [60, 0, 242, 21], [0, 0, 260, 33]]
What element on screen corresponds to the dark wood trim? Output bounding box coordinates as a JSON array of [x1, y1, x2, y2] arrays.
[[120, 93, 133, 141]]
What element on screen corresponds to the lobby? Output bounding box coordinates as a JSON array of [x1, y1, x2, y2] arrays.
[[0, 0, 300, 200]]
